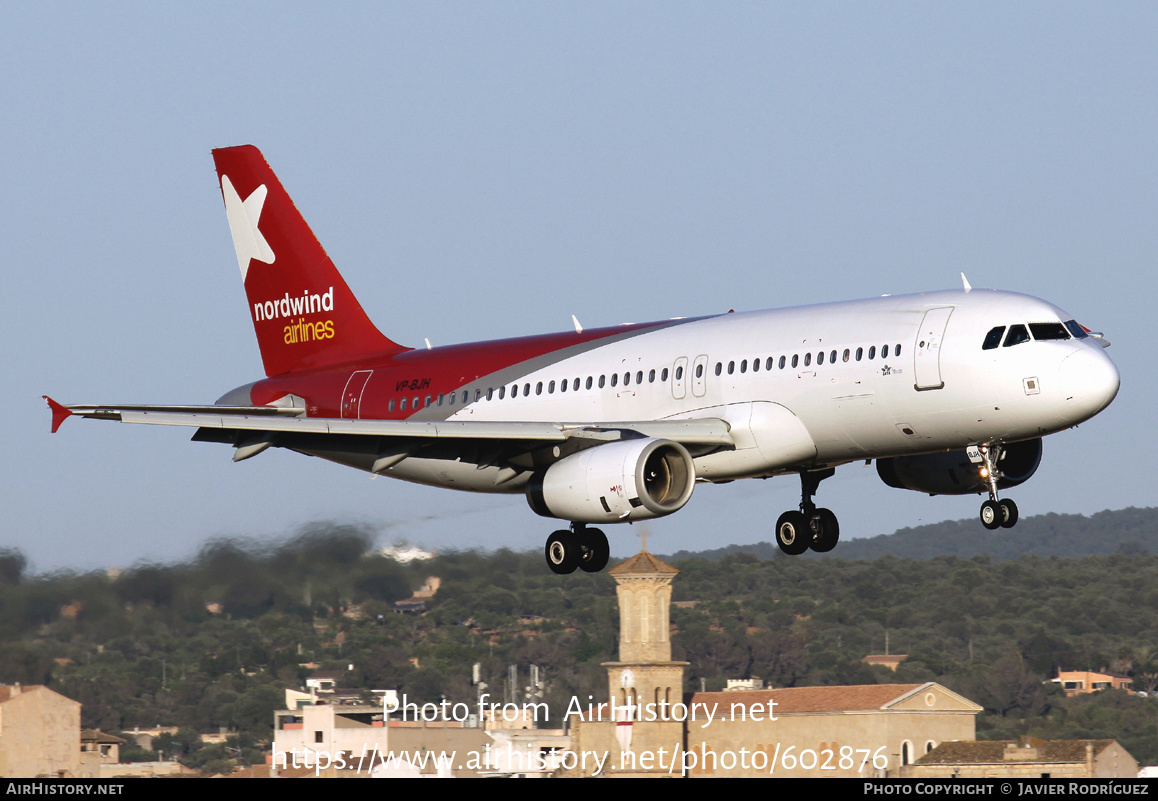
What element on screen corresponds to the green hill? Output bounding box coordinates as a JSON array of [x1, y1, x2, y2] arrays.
[[665, 507, 1158, 562]]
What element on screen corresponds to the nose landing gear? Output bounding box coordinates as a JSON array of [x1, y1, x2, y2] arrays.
[[977, 444, 1019, 530], [545, 523, 610, 574], [775, 468, 840, 555]]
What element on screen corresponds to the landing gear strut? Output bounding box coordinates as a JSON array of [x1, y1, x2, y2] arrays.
[[545, 523, 610, 574], [776, 468, 840, 555], [977, 444, 1019, 530]]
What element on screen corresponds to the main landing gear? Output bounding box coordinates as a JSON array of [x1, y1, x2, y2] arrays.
[[977, 444, 1019, 530], [545, 523, 610, 574], [776, 468, 840, 556]]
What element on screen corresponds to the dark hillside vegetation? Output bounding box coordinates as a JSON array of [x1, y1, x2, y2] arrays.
[[1, 507, 1156, 771], [667, 507, 1158, 562]]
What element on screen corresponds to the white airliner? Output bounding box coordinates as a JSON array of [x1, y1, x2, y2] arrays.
[[46, 146, 1121, 574]]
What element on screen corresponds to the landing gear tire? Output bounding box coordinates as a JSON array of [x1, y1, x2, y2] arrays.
[[810, 508, 840, 553], [545, 530, 579, 574], [776, 511, 811, 556], [980, 499, 1002, 530], [999, 499, 1019, 529], [578, 528, 609, 573]]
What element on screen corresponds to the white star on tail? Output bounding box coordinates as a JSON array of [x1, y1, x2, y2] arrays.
[[221, 174, 275, 281]]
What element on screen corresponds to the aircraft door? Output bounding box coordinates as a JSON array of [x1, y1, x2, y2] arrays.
[[341, 370, 373, 418], [914, 307, 953, 390], [692, 354, 709, 397], [672, 357, 688, 400]]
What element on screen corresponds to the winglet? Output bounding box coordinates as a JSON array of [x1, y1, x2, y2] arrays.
[[961, 273, 972, 293], [44, 396, 72, 433]]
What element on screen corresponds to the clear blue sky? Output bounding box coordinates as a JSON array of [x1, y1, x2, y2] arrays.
[[6, 3, 1155, 572]]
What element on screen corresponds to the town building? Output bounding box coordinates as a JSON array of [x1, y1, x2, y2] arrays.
[[901, 736, 1138, 779], [1051, 670, 1132, 697], [0, 685, 80, 778], [562, 548, 983, 778]]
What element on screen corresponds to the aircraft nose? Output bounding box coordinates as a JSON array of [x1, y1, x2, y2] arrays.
[[1058, 347, 1120, 420]]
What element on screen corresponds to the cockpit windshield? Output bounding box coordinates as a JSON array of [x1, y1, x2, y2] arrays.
[[1029, 322, 1069, 341], [1003, 325, 1030, 347], [983, 320, 1081, 349]]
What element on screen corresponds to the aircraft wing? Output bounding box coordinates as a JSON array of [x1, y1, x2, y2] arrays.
[[45, 398, 734, 466]]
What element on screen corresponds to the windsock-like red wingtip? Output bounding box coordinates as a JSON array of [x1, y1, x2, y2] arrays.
[[44, 396, 72, 433]]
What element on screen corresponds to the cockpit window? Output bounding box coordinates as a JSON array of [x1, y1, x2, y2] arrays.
[[1064, 320, 1089, 339], [1029, 322, 1070, 341], [1003, 324, 1030, 347], [982, 326, 1005, 350]]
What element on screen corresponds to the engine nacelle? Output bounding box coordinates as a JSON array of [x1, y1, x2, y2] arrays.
[[527, 438, 696, 523], [876, 439, 1042, 496]]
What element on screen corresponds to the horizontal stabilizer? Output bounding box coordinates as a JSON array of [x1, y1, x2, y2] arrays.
[[43, 401, 735, 447]]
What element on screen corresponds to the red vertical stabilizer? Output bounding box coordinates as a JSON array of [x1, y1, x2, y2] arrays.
[[212, 145, 407, 377]]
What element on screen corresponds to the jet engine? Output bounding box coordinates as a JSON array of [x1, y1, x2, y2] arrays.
[[527, 438, 695, 523], [876, 439, 1042, 496]]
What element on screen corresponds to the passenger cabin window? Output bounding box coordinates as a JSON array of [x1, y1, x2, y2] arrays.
[[1003, 325, 1030, 347], [1029, 322, 1070, 341]]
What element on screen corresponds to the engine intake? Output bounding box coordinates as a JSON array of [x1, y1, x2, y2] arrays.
[[877, 439, 1042, 496], [527, 438, 695, 522]]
